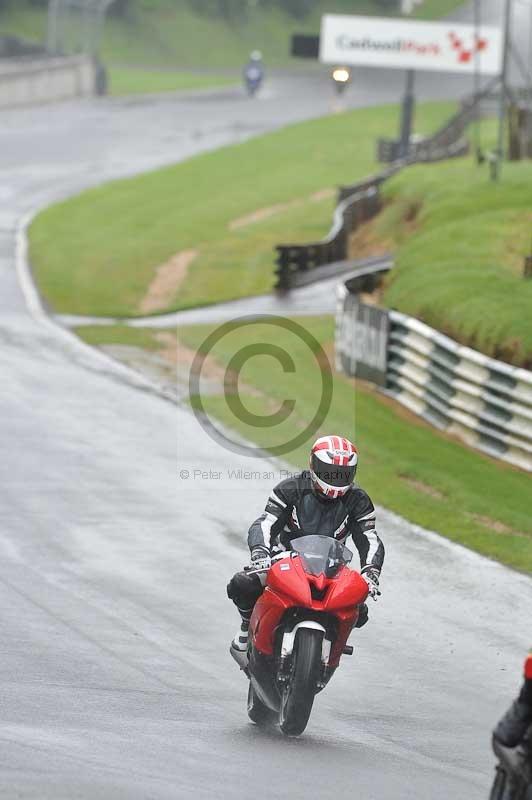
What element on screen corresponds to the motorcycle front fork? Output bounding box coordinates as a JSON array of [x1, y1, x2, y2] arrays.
[[277, 652, 335, 693]]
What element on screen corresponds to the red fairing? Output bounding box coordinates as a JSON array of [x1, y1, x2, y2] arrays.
[[324, 569, 368, 668], [250, 557, 369, 669], [525, 654, 532, 681], [250, 558, 310, 657]]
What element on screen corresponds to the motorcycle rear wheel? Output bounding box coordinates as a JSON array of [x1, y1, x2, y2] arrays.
[[279, 628, 323, 737], [247, 683, 277, 726]]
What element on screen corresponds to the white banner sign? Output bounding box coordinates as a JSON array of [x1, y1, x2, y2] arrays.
[[320, 14, 502, 75]]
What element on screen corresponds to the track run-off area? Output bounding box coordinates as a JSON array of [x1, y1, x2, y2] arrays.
[[1, 9, 531, 796]]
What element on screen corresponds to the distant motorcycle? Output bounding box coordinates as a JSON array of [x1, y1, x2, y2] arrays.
[[244, 52, 264, 97], [231, 534, 369, 736], [332, 66, 351, 95], [490, 729, 532, 799]]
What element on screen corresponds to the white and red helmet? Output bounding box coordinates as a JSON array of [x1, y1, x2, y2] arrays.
[[309, 435, 358, 500]]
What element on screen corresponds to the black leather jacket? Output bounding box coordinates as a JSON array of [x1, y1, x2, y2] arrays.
[[248, 471, 384, 575]]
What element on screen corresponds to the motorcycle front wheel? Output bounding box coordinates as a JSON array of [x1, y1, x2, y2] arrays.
[[279, 628, 323, 736]]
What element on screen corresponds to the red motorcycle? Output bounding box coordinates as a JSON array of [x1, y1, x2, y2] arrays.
[[231, 534, 369, 736]]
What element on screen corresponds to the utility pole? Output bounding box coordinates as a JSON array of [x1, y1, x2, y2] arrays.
[[473, 0, 482, 162], [399, 69, 416, 160], [47, 0, 114, 58], [529, 0, 532, 146], [95, 0, 115, 57], [82, 0, 92, 55], [47, 0, 62, 54], [493, 0, 512, 181]]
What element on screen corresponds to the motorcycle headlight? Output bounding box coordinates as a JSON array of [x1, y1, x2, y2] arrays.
[[333, 68, 350, 83]]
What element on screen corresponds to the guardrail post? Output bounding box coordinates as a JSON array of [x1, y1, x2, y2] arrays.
[[399, 69, 416, 160], [274, 247, 291, 291]]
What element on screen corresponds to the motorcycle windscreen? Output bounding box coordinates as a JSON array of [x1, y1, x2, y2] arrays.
[[290, 535, 353, 578]]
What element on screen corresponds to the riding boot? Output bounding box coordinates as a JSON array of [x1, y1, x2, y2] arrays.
[[231, 606, 252, 652]]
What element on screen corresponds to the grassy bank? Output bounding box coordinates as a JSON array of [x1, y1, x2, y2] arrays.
[[29, 101, 456, 317], [99, 0, 466, 69], [373, 148, 532, 367], [76, 318, 532, 573], [413, 0, 469, 17], [75, 324, 163, 350], [30, 92, 532, 365], [0, 1, 466, 71]]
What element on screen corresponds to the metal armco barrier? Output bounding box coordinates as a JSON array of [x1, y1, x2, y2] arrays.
[[275, 184, 382, 290], [336, 285, 532, 472], [337, 168, 397, 204], [274, 84, 496, 291], [274, 80, 524, 293], [377, 77, 500, 165]]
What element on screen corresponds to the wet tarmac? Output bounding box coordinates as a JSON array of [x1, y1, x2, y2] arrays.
[[0, 17, 531, 797]]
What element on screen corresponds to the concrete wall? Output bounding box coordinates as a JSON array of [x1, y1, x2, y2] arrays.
[[0, 56, 96, 109]]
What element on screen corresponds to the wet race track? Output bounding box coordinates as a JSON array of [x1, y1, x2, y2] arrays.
[[1, 10, 531, 797]]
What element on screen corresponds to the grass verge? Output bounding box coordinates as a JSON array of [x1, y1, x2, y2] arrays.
[[75, 317, 532, 573], [29, 101, 456, 317], [0, 1, 465, 70], [413, 0, 467, 19], [99, 0, 465, 69], [180, 316, 532, 573], [74, 325, 161, 350], [108, 67, 236, 96], [369, 129, 532, 367]]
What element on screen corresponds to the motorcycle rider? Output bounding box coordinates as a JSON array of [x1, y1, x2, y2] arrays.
[[227, 435, 385, 652], [243, 50, 264, 94], [494, 653, 532, 747]]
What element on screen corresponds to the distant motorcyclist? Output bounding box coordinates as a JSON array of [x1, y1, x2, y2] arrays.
[[243, 50, 264, 96], [227, 435, 385, 652], [494, 653, 532, 747]]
